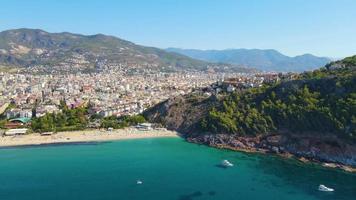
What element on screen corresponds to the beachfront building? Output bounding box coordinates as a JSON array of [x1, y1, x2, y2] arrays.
[[4, 128, 29, 136], [4, 117, 31, 129], [135, 123, 153, 131]]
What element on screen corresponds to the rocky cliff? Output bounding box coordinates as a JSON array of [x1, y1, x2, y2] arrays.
[[144, 93, 221, 133]]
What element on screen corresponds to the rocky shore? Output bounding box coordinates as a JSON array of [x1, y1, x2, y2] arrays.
[[143, 93, 356, 173], [186, 133, 356, 173]]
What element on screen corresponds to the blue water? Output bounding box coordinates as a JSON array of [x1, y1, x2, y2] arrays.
[[0, 138, 355, 200]]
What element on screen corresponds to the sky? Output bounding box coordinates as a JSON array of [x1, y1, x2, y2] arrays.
[[0, 0, 355, 58]]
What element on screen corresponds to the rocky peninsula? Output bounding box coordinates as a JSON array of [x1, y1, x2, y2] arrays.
[[144, 56, 356, 172]]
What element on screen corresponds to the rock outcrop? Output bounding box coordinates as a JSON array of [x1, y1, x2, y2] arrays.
[[186, 133, 356, 167], [144, 93, 221, 133]]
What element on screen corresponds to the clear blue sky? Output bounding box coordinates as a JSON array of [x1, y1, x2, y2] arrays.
[[1, 0, 355, 57]]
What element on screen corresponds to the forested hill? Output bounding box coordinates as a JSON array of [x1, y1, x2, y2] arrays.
[[202, 55, 356, 139], [144, 55, 356, 167], [146, 55, 355, 139]]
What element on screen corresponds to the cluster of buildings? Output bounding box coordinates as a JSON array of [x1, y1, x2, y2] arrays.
[[0, 68, 298, 128], [202, 72, 298, 94], [0, 70, 239, 121]]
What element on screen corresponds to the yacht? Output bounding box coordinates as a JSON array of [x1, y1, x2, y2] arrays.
[[221, 160, 234, 167], [318, 184, 334, 192]]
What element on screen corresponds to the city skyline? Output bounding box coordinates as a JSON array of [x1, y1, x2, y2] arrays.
[[1, 0, 355, 58]]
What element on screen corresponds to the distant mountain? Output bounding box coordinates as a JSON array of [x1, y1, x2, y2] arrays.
[[0, 29, 251, 73], [166, 48, 331, 72]]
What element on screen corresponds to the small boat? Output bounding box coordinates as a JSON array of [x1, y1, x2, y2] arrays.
[[221, 160, 234, 167], [318, 184, 334, 192], [136, 180, 143, 185]]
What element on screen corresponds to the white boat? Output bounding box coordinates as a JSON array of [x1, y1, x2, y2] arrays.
[[221, 160, 234, 167], [136, 180, 143, 185], [318, 184, 334, 192]]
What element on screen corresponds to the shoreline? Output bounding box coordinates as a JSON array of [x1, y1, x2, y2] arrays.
[[1, 128, 355, 173], [186, 138, 356, 173], [219, 144, 356, 173], [0, 128, 178, 148]]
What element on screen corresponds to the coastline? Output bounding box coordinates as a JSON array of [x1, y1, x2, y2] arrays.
[[1, 127, 355, 173], [186, 136, 356, 173], [0, 128, 178, 147], [215, 143, 356, 173]]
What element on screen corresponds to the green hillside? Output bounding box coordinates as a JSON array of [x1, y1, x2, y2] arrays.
[[202, 56, 356, 140]]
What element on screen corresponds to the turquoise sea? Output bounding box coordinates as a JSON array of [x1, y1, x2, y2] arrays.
[[0, 137, 355, 200]]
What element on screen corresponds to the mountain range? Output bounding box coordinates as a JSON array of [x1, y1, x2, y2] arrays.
[[0, 28, 250, 73], [0, 28, 332, 73], [166, 48, 331, 72]]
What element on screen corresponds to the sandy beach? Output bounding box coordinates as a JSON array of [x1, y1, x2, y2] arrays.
[[0, 128, 178, 147]]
